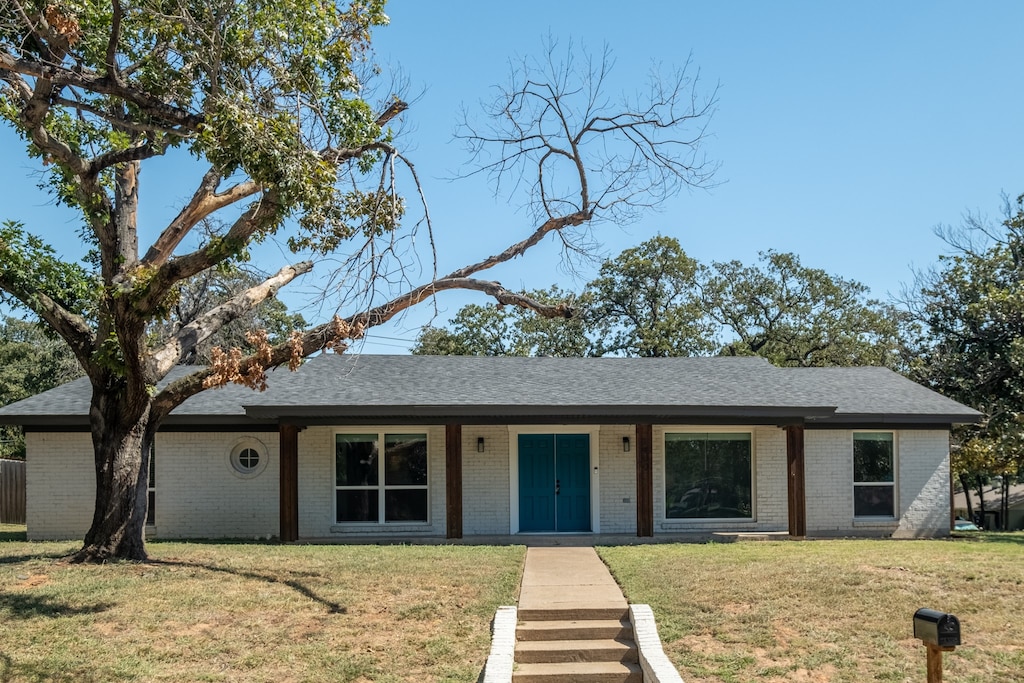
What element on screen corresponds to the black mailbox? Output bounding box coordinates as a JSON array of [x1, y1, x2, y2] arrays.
[[913, 608, 961, 647]]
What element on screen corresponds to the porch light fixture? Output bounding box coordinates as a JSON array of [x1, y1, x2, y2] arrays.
[[477, 437, 485, 453], [623, 436, 631, 452]]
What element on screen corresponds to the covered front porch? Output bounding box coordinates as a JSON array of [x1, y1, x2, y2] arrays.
[[274, 422, 810, 543]]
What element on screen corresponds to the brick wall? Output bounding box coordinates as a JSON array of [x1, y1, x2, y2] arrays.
[[25, 432, 94, 540], [806, 429, 952, 537], [152, 432, 279, 539], [25, 424, 952, 540], [462, 425, 510, 535], [894, 430, 951, 538], [598, 426, 637, 534]]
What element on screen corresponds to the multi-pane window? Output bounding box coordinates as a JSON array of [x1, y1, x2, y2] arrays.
[[335, 433, 428, 523], [146, 445, 156, 526], [665, 432, 752, 519], [853, 432, 895, 517]]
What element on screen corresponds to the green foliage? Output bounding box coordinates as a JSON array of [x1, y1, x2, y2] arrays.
[[910, 194, 1024, 483], [0, 221, 96, 317], [0, 316, 84, 458], [703, 250, 906, 367], [414, 236, 898, 367], [587, 235, 715, 357], [412, 286, 589, 357]]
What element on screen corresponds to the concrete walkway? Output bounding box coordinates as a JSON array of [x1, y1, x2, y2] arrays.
[[518, 546, 629, 620]]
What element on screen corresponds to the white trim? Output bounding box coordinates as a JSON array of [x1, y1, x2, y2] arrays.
[[332, 427, 430, 526], [658, 426, 757, 523], [851, 430, 899, 520], [226, 437, 269, 479], [507, 425, 601, 535]]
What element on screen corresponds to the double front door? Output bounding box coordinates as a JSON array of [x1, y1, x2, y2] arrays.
[[518, 434, 591, 532]]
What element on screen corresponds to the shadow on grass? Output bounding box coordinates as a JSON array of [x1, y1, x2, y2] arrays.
[[0, 592, 112, 620], [150, 558, 347, 614], [0, 550, 74, 566], [0, 530, 27, 542], [953, 531, 1024, 546], [0, 649, 103, 683]]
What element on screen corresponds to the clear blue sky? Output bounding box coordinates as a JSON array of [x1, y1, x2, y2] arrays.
[[2, 1, 1023, 353]]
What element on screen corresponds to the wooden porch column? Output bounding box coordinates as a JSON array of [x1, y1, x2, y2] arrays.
[[279, 423, 299, 543], [445, 424, 463, 539], [636, 423, 654, 537], [786, 425, 807, 537]]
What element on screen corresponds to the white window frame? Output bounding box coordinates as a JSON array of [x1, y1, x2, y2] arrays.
[[146, 443, 156, 527], [661, 426, 757, 522], [227, 437, 269, 479], [333, 428, 430, 526], [852, 431, 898, 519]]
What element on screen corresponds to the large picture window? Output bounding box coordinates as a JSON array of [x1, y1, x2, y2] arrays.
[[665, 432, 752, 519], [853, 432, 895, 517], [335, 432, 428, 523]]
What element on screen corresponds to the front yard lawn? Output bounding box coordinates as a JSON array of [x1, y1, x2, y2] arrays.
[[599, 534, 1024, 683], [0, 535, 524, 682]]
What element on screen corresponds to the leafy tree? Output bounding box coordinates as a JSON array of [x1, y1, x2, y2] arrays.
[[412, 287, 590, 357], [587, 235, 715, 357], [703, 250, 906, 367], [0, 5, 716, 561], [909, 195, 1024, 528], [0, 316, 83, 458], [415, 237, 900, 366]]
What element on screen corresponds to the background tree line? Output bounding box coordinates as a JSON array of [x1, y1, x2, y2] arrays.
[[413, 234, 908, 368]]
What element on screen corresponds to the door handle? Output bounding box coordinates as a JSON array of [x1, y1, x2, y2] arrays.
[[555, 479, 560, 495]]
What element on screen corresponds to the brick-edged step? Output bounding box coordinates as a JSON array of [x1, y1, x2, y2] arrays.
[[516, 638, 638, 664], [516, 618, 632, 641], [513, 661, 642, 683]]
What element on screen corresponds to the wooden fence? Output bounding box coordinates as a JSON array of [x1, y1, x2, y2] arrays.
[[0, 458, 26, 524]]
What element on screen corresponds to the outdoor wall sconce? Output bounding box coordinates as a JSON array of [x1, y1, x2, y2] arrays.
[[623, 436, 631, 452], [477, 437, 485, 453]]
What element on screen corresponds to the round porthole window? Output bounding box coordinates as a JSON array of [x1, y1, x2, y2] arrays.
[[228, 439, 269, 479]]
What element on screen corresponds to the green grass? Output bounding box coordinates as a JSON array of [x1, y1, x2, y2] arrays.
[[5, 530, 1022, 682], [0, 532, 524, 682], [599, 533, 1024, 683]]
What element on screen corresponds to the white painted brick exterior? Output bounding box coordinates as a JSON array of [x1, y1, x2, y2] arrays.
[[24, 424, 953, 540], [463, 426, 510, 535], [25, 432, 94, 540], [806, 429, 952, 538], [152, 432, 280, 539], [599, 426, 637, 534]]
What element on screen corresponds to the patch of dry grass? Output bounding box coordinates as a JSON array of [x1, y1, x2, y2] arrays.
[[0, 535, 524, 682], [599, 534, 1024, 683]]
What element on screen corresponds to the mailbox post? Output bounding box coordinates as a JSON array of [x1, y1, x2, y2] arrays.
[[913, 608, 961, 683]]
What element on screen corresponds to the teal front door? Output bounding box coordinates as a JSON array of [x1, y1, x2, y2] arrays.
[[518, 434, 591, 532]]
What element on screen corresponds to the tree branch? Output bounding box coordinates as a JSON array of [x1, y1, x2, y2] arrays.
[[150, 276, 570, 416], [0, 52, 203, 131], [0, 276, 94, 367], [147, 261, 313, 377], [141, 170, 259, 267], [135, 189, 283, 313]]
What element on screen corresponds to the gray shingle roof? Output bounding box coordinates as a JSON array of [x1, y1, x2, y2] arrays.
[[0, 354, 981, 427]]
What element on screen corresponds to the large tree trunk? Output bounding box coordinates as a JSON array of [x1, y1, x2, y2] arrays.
[[976, 475, 987, 529], [958, 473, 974, 522], [72, 378, 155, 563]]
